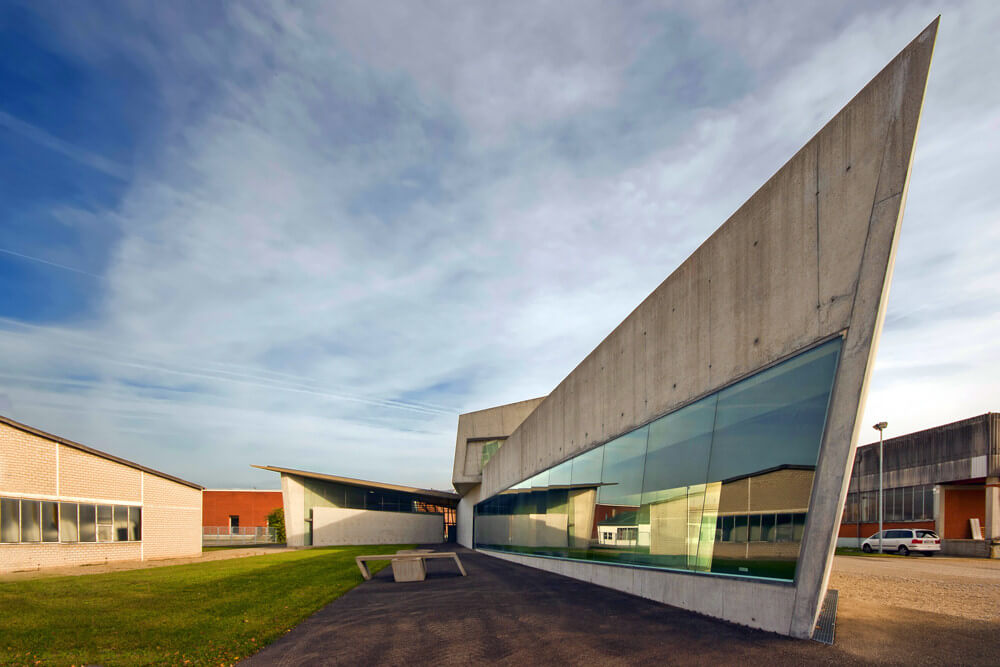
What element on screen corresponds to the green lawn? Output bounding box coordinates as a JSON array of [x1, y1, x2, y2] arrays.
[[201, 545, 277, 552], [0, 544, 413, 666]]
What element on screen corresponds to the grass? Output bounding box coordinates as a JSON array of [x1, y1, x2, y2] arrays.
[[0, 544, 413, 666]]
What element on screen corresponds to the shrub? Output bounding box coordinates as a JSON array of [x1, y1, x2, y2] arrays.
[[267, 507, 286, 543]]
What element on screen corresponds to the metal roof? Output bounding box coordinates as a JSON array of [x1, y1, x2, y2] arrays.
[[251, 465, 459, 502], [0, 414, 204, 490]]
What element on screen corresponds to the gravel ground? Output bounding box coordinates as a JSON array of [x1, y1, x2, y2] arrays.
[[828, 554, 1000, 664], [832, 554, 1000, 622]]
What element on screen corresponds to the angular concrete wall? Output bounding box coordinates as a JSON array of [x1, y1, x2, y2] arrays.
[[311, 507, 443, 546], [451, 397, 545, 493], [456, 483, 480, 548], [281, 473, 306, 547], [474, 20, 938, 638]]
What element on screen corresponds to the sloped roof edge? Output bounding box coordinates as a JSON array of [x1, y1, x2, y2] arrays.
[[252, 464, 459, 501], [0, 414, 203, 490]]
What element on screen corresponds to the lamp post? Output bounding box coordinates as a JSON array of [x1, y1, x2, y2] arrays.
[[873, 421, 888, 553]]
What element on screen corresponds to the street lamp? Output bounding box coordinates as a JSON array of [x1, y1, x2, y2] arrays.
[[873, 421, 888, 553]]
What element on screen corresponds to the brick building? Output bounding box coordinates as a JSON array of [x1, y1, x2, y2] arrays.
[[0, 415, 203, 573], [202, 489, 283, 544]]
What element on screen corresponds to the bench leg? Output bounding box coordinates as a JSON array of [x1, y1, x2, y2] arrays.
[[356, 557, 372, 581], [451, 554, 467, 576]]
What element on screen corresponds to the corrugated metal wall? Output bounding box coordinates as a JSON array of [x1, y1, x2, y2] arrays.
[[848, 413, 996, 491]]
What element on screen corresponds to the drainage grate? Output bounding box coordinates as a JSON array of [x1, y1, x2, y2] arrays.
[[812, 588, 838, 645]]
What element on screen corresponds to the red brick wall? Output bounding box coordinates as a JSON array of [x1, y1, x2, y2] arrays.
[[944, 488, 985, 539], [203, 490, 282, 528]]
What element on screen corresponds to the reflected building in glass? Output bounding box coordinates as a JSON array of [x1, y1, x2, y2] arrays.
[[453, 21, 938, 639], [474, 339, 841, 582]]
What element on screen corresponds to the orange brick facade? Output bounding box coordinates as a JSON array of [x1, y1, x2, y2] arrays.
[[943, 487, 985, 539], [0, 419, 202, 573], [203, 490, 283, 528]]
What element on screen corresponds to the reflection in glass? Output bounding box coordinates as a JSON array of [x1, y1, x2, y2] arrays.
[[114, 506, 129, 541], [1, 498, 20, 543], [474, 338, 842, 582], [60, 503, 79, 542], [129, 506, 142, 541], [79, 504, 97, 542], [640, 396, 717, 571], [569, 445, 603, 554], [21, 500, 40, 542], [41, 501, 59, 543], [594, 428, 647, 562], [97, 505, 113, 542]]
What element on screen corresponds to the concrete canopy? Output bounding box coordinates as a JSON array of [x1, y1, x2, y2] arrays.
[[469, 19, 938, 638]]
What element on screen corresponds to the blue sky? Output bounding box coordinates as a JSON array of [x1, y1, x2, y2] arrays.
[[1, 1, 998, 490]]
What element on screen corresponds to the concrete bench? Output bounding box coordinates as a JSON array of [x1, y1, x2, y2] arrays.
[[355, 551, 467, 582]]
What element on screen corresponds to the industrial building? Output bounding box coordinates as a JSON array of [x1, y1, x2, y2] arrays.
[[453, 21, 939, 639], [0, 415, 203, 573], [254, 465, 458, 547], [839, 413, 999, 557]]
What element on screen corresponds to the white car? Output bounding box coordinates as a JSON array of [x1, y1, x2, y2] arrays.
[[861, 529, 941, 555]]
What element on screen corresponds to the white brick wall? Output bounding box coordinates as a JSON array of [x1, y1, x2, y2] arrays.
[[0, 421, 203, 573]]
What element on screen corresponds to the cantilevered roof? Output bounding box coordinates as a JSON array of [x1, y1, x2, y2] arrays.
[[0, 414, 203, 490], [251, 465, 459, 502]]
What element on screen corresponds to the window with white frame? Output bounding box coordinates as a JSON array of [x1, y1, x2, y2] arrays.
[[0, 497, 141, 544]]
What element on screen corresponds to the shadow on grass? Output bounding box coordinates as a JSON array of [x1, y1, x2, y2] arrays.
[[0, 544, 414, 666]]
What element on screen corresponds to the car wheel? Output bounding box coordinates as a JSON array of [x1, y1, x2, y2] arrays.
[[862, 543, 872, 553], [898, 545, 909, 556]]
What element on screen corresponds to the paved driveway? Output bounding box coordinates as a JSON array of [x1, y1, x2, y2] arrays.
[[243, 547, 999, 666]]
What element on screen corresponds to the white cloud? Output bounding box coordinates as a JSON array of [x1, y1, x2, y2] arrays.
[[2, 0, 998, 488]]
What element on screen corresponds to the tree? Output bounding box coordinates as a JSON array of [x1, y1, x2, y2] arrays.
[[266, 507, 286, 544]]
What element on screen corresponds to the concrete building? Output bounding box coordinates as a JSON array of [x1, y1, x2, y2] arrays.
[[452, 397, 546, 548], [454, 21, 939, 638], [202, 489, 283, 545], [0, 415, 203, 573], [254, 465, 458, 547], [839, 413, 1000, 557]]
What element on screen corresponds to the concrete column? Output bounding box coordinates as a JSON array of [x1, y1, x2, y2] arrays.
[[456, 484, 481, 549], [281, 474, 306, 547], [985, 476, 1000, 541], [934, 485, 945, 538]]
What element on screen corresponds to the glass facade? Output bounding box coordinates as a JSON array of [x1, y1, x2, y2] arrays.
[[475, 338, 842, 582], [480, 439, 505, 470], [843, 485, 935, 523], [300, 477, 457, 546]]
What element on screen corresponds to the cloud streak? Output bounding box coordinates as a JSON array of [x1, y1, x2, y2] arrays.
[[0, 0, 997, 487]]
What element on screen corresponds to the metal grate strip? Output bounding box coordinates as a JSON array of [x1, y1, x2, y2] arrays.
[[811, 588, 838, 645]]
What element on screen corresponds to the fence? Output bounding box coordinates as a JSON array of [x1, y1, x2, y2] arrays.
[[203, 526, 280, 546]]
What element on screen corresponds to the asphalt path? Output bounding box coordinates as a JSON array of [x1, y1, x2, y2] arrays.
[[242, 548, 999, 665]]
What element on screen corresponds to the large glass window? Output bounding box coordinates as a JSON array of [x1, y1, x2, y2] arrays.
[[60, 503, 79, 542], [97, 505, 114, 542], [129, 506, 142, 541], [79, 504, 97, 542], [21, 500, 41, 542], [475, 337, 842, 582], [41, 501, 59, 542], [1, 498, 20, 543], [114, 506, 129, 541], [0, 500, 139, 543]]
